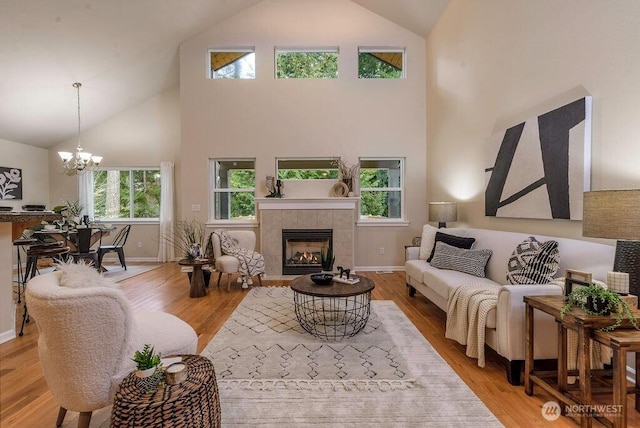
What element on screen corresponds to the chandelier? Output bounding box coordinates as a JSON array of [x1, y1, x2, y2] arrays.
[[58, 82, 102, 175]]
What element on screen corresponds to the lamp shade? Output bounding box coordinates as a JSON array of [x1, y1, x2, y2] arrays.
[[583, 190, 640, 239], [429, 202, 457, 228]]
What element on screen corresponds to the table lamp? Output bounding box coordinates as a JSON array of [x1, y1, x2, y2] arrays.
[[429, 202, 457, 228], [583, 189, 640, 296]]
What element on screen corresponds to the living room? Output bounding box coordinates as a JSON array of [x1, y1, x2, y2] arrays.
[[1, 0, 639, 426]]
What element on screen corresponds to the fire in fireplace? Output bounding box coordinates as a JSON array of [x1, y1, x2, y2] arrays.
[[282, 229, 333, 275]]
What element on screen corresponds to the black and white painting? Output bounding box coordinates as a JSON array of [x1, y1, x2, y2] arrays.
[[0, 167, 23, 200], [485, 97, 591, 220]]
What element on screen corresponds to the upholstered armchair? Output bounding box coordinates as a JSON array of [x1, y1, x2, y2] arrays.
[[26, 269, 198, 428], [210, 230, 264, 291]]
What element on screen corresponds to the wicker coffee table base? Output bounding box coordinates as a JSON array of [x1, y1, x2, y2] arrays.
[[111, 355, 220, 428]]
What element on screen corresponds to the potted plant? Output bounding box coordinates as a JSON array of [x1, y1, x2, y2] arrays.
[[332, 158, 359, 194], [161, 218, 206, 260], [132, 344, 163, 392], [320, 244, 335, 273], [560, 283, 639, 331]]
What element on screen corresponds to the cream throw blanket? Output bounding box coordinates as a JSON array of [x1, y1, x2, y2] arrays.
[[446, 284, 499, 367]]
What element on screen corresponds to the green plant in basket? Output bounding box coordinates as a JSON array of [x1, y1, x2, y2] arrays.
[[560, 283, 639, 331]]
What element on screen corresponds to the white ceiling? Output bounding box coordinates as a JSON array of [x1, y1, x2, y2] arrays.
[[0, 0, 450, 148]]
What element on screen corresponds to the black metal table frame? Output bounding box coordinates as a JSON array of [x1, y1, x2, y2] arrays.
[[293, 289, 372, 340]]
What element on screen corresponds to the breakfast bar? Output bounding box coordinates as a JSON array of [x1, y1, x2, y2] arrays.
[[0, 211, 61, 342]]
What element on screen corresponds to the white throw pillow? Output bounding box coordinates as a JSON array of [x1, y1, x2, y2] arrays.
[[56, 260, 120, 289], [418, 224, 438, 260]]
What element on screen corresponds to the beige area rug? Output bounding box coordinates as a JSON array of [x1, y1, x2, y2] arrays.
[[200, 287, 504, 427], [16, 263, 160, 284]]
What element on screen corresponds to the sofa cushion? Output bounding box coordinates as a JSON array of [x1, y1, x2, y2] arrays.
[[506, 237, 560, 284], [430, 242, 493, 278], [427, 231, 476, 262], [418, 224, 438, 260]]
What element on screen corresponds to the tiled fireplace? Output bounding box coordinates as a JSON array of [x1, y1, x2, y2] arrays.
[[257, 198, 357, 277]]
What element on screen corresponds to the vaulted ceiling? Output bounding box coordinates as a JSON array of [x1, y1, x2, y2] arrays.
[[0, 0, 449, 148]]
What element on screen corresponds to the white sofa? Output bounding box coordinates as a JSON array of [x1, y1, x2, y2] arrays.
[[405, 227, 615, 385]]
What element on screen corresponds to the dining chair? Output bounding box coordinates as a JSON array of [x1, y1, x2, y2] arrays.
[[69, 227, 100, 269], [97, 224, 131, 270]]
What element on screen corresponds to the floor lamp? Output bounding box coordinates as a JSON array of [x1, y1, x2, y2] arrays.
[[583, 189, 640, 296], [429, 202, 457, 229]]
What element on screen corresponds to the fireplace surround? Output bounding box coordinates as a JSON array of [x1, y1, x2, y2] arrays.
[[257, 197, 357, 277]]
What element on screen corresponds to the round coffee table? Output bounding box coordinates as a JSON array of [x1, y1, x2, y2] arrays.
[[290, 274, 375, 340]]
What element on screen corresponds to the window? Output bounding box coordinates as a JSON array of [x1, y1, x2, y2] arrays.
[[211, 159, 255, 221], [276, 158, 338, 180], [359, 158, 404, 220], [93, 168, 161, 220], [358, 48, 404, 79], [275, 48, 338, 79], [209, 49, 255, 79]]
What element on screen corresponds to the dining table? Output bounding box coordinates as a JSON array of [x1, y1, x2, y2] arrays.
[[34, 225, 116, 253]]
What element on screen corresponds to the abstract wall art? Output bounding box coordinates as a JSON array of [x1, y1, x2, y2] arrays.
[[0, 166, 23, 200], [485, 97, 591, 220]]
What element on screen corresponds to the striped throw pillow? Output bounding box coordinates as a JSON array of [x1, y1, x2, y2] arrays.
[[506, 237, 560, 284], [429, 241, 493, 278]]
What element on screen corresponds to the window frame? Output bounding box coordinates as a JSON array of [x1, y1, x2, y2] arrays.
[[209, 158, 257, 225], [357, 157, 407, 226], [208, 48, 256, 79], [92, 167, 161, 222], [274, 47, 339, 79]]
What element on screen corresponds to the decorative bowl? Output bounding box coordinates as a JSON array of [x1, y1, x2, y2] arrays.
[[310, 273, 334, 285]]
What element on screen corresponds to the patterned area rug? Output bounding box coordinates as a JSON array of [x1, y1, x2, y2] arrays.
[[201, 287, 503, 427]]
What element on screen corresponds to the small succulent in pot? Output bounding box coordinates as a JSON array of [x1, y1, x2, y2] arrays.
[[132, 344, 161, 374]]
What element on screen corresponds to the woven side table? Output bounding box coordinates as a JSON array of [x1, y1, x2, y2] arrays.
[[111, 354, 221, 428]]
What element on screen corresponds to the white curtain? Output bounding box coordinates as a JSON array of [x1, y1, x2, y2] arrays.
[[157, 161, 175, 262], [78, 171, 94, 219]]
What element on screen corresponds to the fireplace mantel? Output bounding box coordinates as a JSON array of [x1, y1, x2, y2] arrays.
[[256, 197, 358, 211]]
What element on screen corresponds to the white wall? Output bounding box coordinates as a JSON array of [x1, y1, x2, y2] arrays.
[[48, 88, 181, 260], [426, 0, 640, 239], [179, 0, 427, 269], [1, 138, 49, 209]]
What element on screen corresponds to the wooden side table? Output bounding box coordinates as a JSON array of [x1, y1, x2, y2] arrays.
[[111, 354, 221, 428], [591, 329, 640, 428], [524, 295, 639, 428], [178, 258, 211, 298]]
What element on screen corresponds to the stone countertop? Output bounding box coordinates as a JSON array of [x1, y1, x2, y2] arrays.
[[0, 211, 61, 223]]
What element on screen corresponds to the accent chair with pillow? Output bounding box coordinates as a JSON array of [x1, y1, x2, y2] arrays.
[[210, 229, 265, 292], [406, 226, 615, 385], [26, 262, 198, 428]]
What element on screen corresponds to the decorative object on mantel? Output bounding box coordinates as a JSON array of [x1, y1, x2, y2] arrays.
[[485, 96, 591, 220], [0, 167, 22, 200], [583, 189, 640, 296], [265, 175, 277, 198], [58, 82, 103, 176], [330, 181, 349, 197], [429, 201, 457, 228], [607, 271, 630, 295], [332, 157, 359, 194], [560, 283, 639, 331]]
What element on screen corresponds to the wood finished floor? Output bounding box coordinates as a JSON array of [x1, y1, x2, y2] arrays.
[[1, 263, 636, 427]]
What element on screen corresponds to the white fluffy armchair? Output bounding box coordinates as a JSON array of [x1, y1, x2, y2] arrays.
[[26, 269, 198, 428]]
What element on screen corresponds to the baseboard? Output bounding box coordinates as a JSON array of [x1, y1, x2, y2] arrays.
[[99, 256, 159, 263], [0, 301, 17, 344], [354, 266, 405, 272]]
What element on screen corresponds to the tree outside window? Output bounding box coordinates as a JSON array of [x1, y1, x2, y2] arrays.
[[212, 159, 255, 220], [93, 169, 160, 219], [359, 158, 403, 220]]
